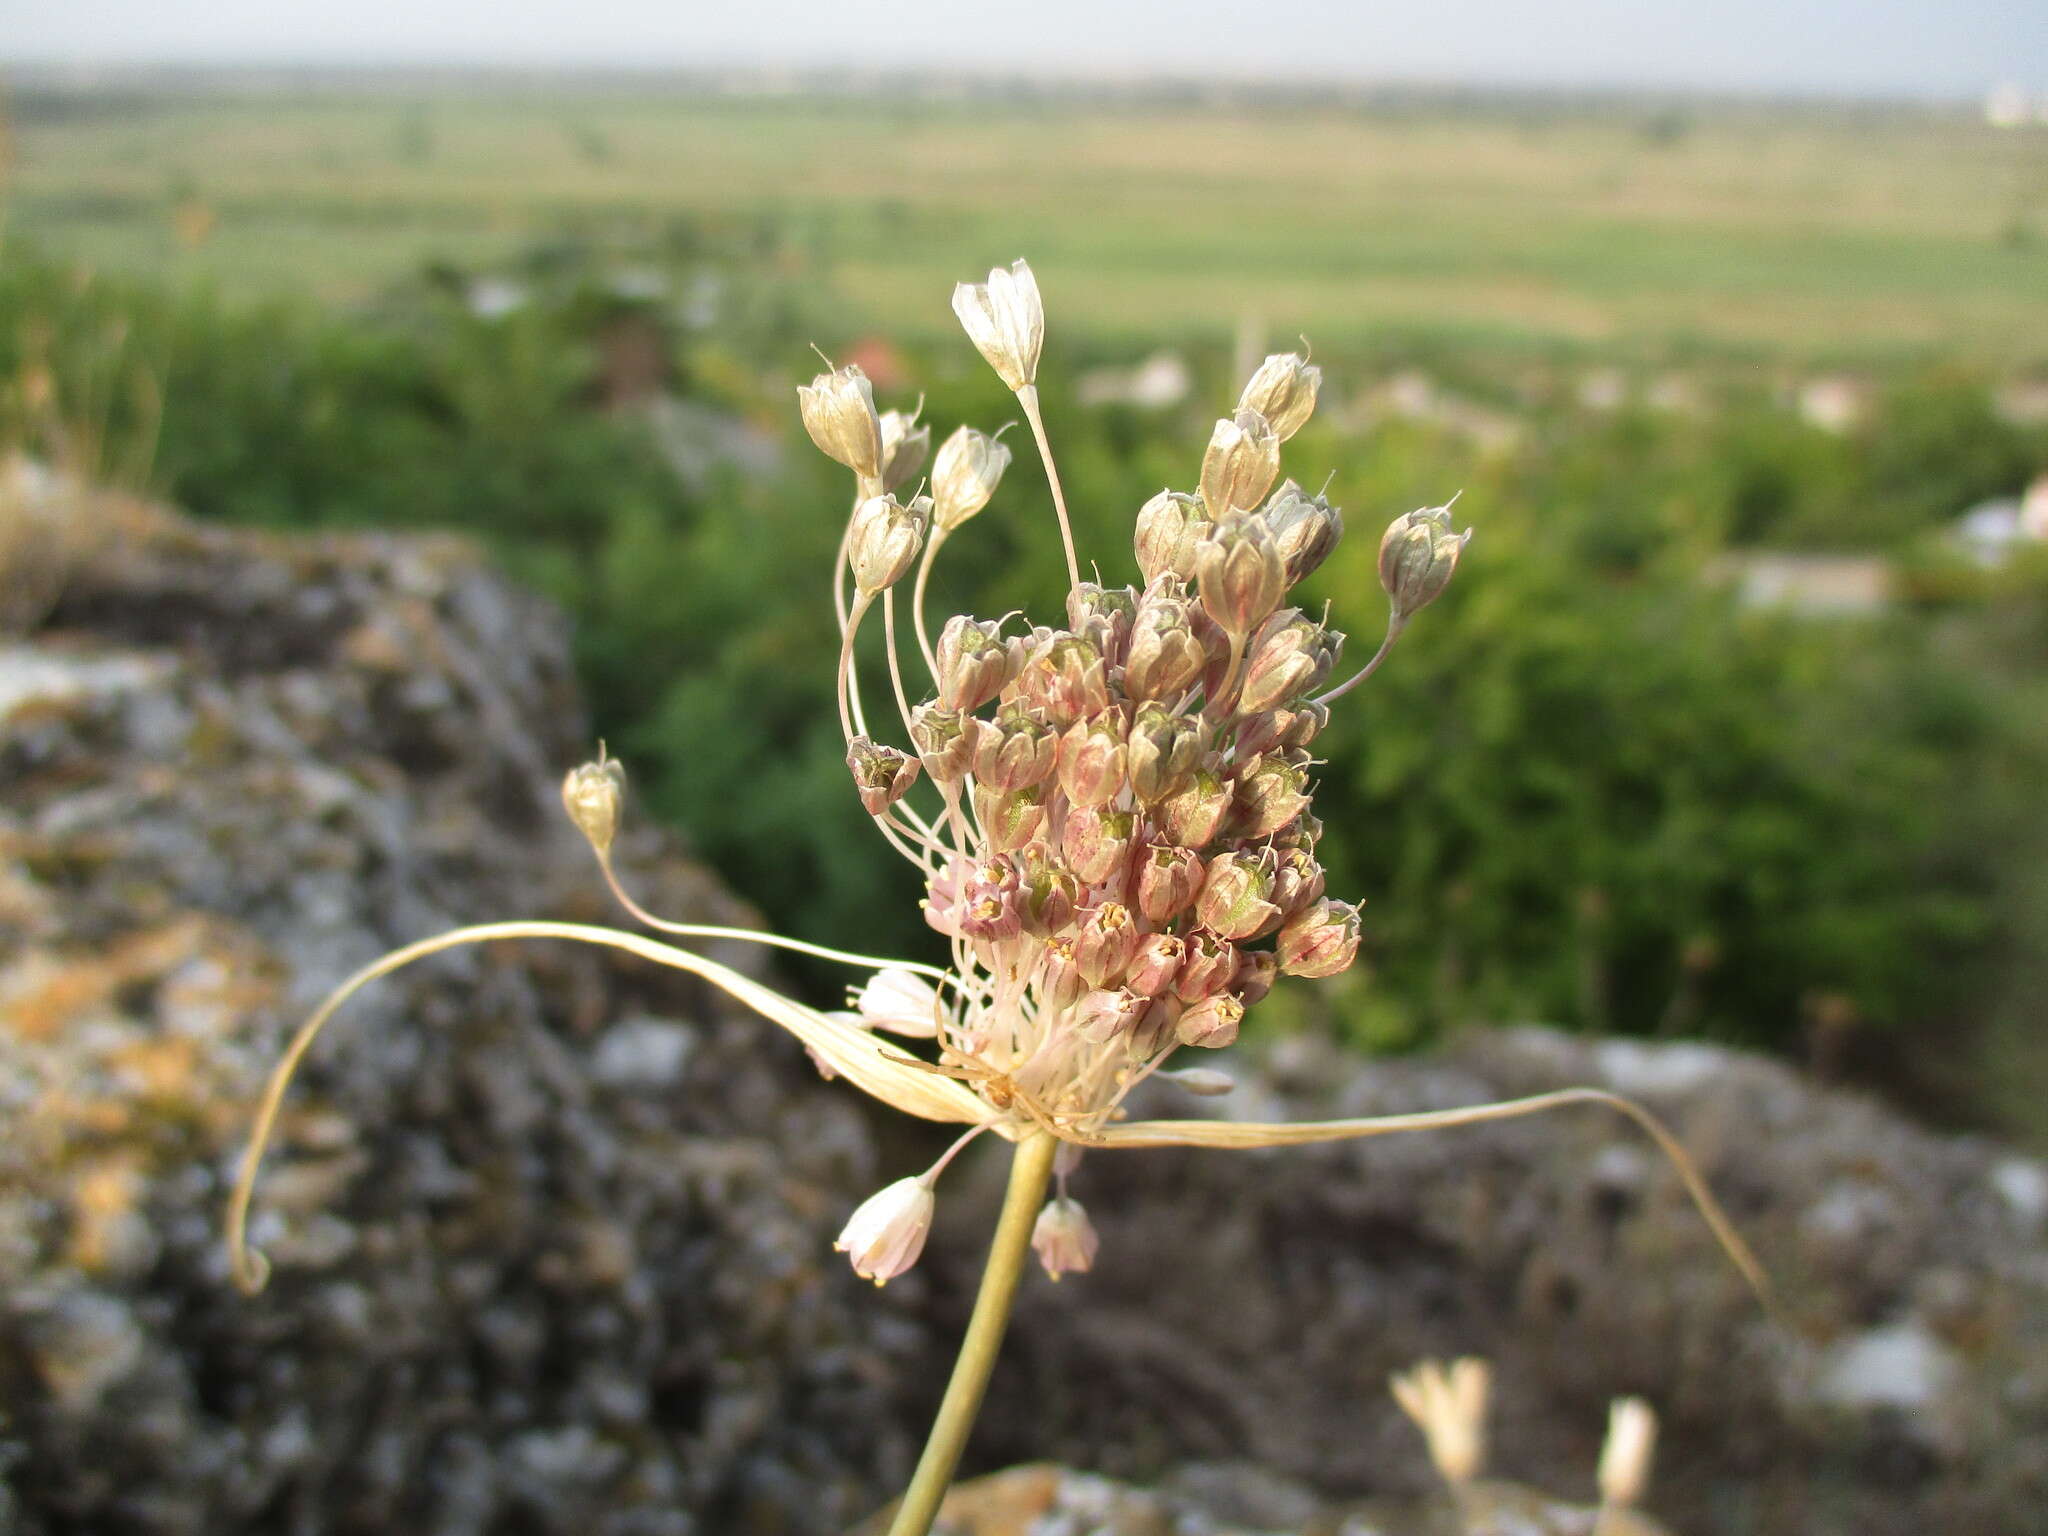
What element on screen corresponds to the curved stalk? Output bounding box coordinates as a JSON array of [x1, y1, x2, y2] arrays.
[[1015, 385, 1081, 592], [884, 1130, 1057, 1536]]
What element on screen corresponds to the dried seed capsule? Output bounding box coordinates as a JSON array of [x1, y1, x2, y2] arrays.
[[798, 364, 883, 479], [1031, 1196, 1100, 1280], [845, 736, 921, 815], [1136, 842, 1203, 923], [1015, 634, 1111, 728], [1238, 608, 1342, 715], [1195, 513, 1287, 636], [1277, 898, 1363, 978], [1173, 931, 1240, 1002], [1200, 408, 1281, 516], [1017, 850, 1080, 937], [1129, 995, 1183, 1056], [1160, 767, 1232, 849], [1073, 902, 1140, 989], [974, 782, 1046, 854], [1126, 702, 1202, 804], [1270, 847, 1327, 921], [1061, 805, 1136, 885], [932, 425, 1013, 531], [952, 259, 1044, 391], [1237, 353, 1322, 442], [848, 493, 932, 595], [1126, 932, 1187, 998], [1134, 489, 1210, 583], [836, 1176, 935, 1285], [561, 751, 626, 855], [1233, 949, 1278, 1006], [1124, 588, 1209, 703], [877, 408, 931, 493], [976, 703, 1059, 791], [1074, 986, 1146, 1043], [1262, 480, 1345, 585], [908, 703, 983, 785], [1196, 849, 1282, 941], [1378, 502, 1471, 622], [1066, 582, 1137, 665], [1176, 991, 1245, 1049], [934, 615, 1012, 711], [1226, 752, 1312, 840], [1057, 711, 1130, 808]]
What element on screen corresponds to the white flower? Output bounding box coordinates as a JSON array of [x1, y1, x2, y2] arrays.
[[1030, 1196, 1099, 1281], [1598, 1396, 1658, 1510], [952, 260, 1044, 391], [1390, 1356, 1491, 1487], [836, 1176, 936, 1286], [855, 967, 942, 1037]]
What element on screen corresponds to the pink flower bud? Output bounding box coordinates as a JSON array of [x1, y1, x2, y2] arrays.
[[1126, 932, 1186, 998], [1126, 702, 1202, 803], [1224, 752, 1311, 841], [1233, 948, 1278, 1006], [1176, 992, 1245, 1049], [974, 782, 1046, 854], [835, 1176, 934, 1285], [1133, 490, 1210, 583], [1057, 711, 1130, 808], [975, 703, 1058, 791], [1074, 986, 1146, 1042], [1270, 847, 1327, 921], [1173, 931, 1240, 1003], [909, 703, 984, 785], [1016, 634, 1110, 728], [1035, 938, 1086, 1012], [935, 615, 1013, 711], [1066, 583, 1137, 665], [1123, 584, 1209, 701], [1061, 805, 1135, 885], [1199, 408, 1281, 517], [1195, 512, 1287, 635], [1160, 768, 1232, 849], [1031, 1196, 1100, 1280], [1073, 902, 1139, 989], [845, 736, 921, 815], [1135, 842, 1203, 923], [1278, 898, 1363, 978], [1238, 608, 1341, 715], [1238, 354, 1322, 443], [1130, 995, 1183, 1056], [1016, 850, 1080, 938], [1197, 849, 1282, 941]]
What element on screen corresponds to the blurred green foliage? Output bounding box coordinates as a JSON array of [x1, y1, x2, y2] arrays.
[[4, 242, 2045, 1131]]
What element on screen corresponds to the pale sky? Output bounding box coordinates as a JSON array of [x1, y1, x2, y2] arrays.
[[2, 0, 2042, 101]]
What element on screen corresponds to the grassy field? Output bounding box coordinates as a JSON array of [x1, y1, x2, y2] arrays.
[[5, 78, 2047, 363]]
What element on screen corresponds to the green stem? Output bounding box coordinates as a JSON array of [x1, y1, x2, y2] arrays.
[[884, 1130, 1057, 1536]]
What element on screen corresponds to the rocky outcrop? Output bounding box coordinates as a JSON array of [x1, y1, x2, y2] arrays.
[[0, 495, 931, 1534]]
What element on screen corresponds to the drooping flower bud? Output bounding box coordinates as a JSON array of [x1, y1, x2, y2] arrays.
[[1135, 842, 1203, 923], [1031, 1196, 1100, 1280], [1016, 850, 1080, 937], [1238, 608, 1342, 715], [1226, 752, 1312, 840], [952, 259, 1043, 391], [1057, 711, 1130, 808], [974, 782, 1046, 854], [1160, 768, 1232, 849], [1176, 991, 1245, 1049], [1195, 513, 1287, 635], [1073, 986, 1146, 1042], [1134, 489, 1210, 583], [1199, 408, 1281, 516], [1173, 932, 1240, 1002], [1233, 948, 1278, 1006], [975, 703, 1059, 791], [1123, 587, 1209, 703], [561, 750, 626, 855], [877, 408, 931, 493], [798, 364, 883, 479], [1125, 932, 1186, 998], [1237, 353, 1322, 442], [1196, 849, 1282, 941], [909, 703, 983, 785], [1261, 480, 1345, 585], [854, 967, 941, 1037], [848, 493, 932, 595], [1073, 902, 1139, 989], [1066, 583, 1137, 665], [835, 1176, 934, 1285], [1061, 806, 1135, 885], [1378, 502, 1471, 623], [845, 736, 921, 815], [934, 615, 1012, 711], [1277, 898, 1363, 978], [931, 424, 1013, 531], [1125, 702, 1202, 803], [1270, 847, 1327, 921]]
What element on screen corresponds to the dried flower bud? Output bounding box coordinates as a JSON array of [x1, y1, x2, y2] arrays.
[[877, 408, 931, 492], [1262, 480, 1345, 585], [1200, 408, 1281, 517], [1126, 932, 1186, 998], [1162, 1067, 1236, 1096], [974, 782, 1046, 854], [1057, 711, 1130, 808], [1378, 502, 1471, 622], [1066, 583, 1137, 665], [1237, 353, 1322, 441], [1599, 1398, 1658, 1511], [1031, 1196, 1100, 1280], [934, 615, 1012, 711], [931, 424, 1013, 530], [848, 493, 932, 595], [1270, 847, 1327, 920], [1173, 931, 1240, 1002], [1160, 768, 1232, 849], [1233, 948, 1278, 1006], [1279, 701, 1328, 750], [1239, 608, 1342, 715], [1074, 902, 1140, 989], [855, 967, 941, 1037], [1017, 851, 1080, 937], [1061, 805, 1136, 885], [1195, 513, 1287, 635], [909, 703, 983, 785], [976, 703, 1059, 791], [845, 736, 921, 815], [1134, 489, 1210, 583], [1278, 898, 1362, 978], [798, 364, 883, 479], [1126, 702, 1202, 803], [836, 1176, 934, 1285], [561, 751, 626, 855], [1176, 991, 1244, 1049], [1036, 939, 1086, 1012], [1124, 589, 1209, 703], [952, 259, 1044, 391], [1274, 810, 1324, 851], [1197, 849, 1282, 941], [1074, 986, 1146, 1043], [1136, 842, 1203, 923], [1016, 634, 1110, 728], [1226, 752, 1312, 840]]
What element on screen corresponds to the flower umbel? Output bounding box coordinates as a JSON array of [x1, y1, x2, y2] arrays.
[[228, 261, 1775, 1536]]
